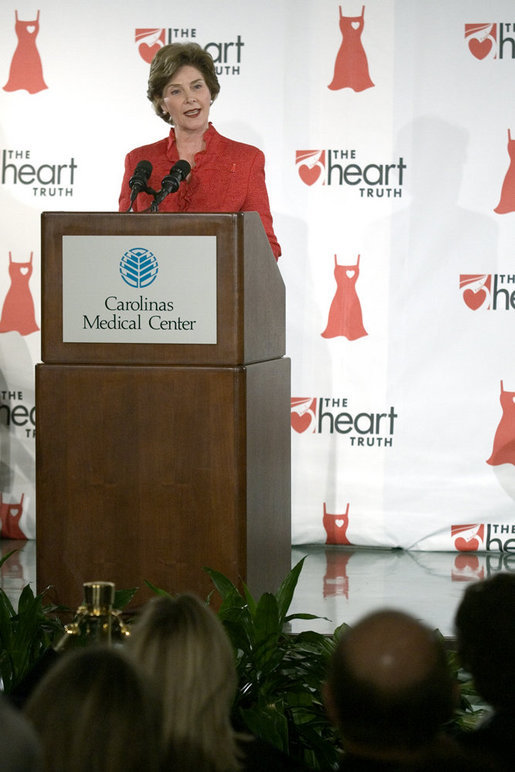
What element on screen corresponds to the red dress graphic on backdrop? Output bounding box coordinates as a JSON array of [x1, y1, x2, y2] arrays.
[[0, 493, 27, 540], [487, 380, 515, 466], [322, 254, 367, 340], [3, 11, 47, 94], [494, 129, 515, 214], [0, 253, 39, 335], [328, 5, 374, 92], [323, 502, 351, 545]]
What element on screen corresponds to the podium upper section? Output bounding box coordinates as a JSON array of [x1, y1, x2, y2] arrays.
[[41, 211, 285, 366]]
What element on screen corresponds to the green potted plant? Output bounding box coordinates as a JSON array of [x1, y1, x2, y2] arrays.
[[205, 559, 344, 770], [0, 550, 64, 694]]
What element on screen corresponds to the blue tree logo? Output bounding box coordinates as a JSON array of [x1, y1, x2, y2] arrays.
[[120, 247, 158, 288]]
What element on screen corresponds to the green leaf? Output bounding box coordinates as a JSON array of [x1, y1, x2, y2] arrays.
[[217, 589, 247, 620], [114, 587, 139, 609], [254, 593, 280, 646], [220, 609, 253, 656], [0, 594, 14, 649], [17, 583, 37, 615], [275, 557, 305, 627], [144, 580, 172, 597], [0, 587, 16, 619], [284, 612, 328, 622], [239, 704, 290, 753], [252, 594, 283, 675], [242, 581, 257, 617], [0, 549, 18, 571], [204, 567, 241, 602]]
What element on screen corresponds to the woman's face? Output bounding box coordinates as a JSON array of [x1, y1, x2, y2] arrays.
[[160, 65, 212, 133]]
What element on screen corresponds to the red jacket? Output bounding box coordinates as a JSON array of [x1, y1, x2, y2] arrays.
[[119, 124, 281, 259]]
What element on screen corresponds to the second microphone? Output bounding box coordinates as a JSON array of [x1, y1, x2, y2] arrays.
[[153, 160, 191, 208]]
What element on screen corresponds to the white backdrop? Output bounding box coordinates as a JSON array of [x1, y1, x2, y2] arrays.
[[1, 1, 514, 553]]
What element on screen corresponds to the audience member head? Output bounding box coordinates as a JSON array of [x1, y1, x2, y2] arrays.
[[325, 609, 456, 761], [24, 646, 163, 772], [126, 592, 240, 772], [455, 572, 515, 711], [0, 692, 41, 771]]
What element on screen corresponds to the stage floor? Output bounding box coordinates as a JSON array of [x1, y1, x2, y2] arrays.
[[288, 545, 501, 639], [0, 540, 501, 639]]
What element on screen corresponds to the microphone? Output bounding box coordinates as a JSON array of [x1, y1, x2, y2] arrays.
[[129, 160, 153, 204], [154, 160, 191, 206]]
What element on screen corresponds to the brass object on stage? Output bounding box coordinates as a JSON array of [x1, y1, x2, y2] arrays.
[[55, 581, 131, 651]]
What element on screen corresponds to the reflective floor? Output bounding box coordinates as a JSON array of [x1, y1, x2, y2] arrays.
[[1, 540, 508, 639], [288, 545, 509, 638], [0, 539, 36, 609]]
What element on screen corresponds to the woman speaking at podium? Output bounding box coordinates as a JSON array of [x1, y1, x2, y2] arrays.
[[119, 42, 281, 260]]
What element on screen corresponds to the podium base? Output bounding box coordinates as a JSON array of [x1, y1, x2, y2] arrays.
[[36, 359, 291, 609]]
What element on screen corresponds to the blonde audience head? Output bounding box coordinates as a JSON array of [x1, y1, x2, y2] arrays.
[[127, 592, 242, 772], [24, 646, 163, 772]]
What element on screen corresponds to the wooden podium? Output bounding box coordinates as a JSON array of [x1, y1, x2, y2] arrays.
[[36, 211, 291, 609]]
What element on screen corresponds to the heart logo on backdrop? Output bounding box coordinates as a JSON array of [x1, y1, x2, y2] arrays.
[[335, 519, 344, 528], [455, 536, 480, 552], [135, 29, 165, 64], [296, 151, 325, 186], [139, 42, 161, 64], [469, 37, 492, 59], [291, 411, 313, 433], [463, 288, 486, 310], [460, 275, 491, 310], [298, 164, 321, 186]]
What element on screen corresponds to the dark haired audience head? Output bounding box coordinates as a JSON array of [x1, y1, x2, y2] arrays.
[[454, 572, 515, 770], [23, 646, 163, 772], [325, 609, 457, 766], [455, 571, 515, 710]]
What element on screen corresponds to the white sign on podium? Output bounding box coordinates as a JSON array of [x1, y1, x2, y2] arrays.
[[62, 234, 217, 344]]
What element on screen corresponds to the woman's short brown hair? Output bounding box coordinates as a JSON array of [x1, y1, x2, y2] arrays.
[[147, 43, 220, 124]]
